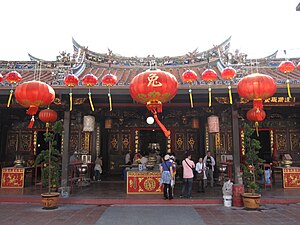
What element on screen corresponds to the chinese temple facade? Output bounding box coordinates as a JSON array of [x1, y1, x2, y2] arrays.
[[0, 36, 300, 184]]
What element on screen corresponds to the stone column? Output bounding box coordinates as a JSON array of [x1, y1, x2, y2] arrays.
[[61, 111, 71, 188]]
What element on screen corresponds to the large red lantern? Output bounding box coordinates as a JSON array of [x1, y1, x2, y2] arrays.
[[5, 71, 22, 107], [82, 74, 98, 111], [64, 74, 79, 111], [15, 81, 55, 128], [201, 69, 217, 107], [221, 67, 236, 104], [278, 60, 295, 98], [130, 69, 178, 137], [101, 73, 117, 111], [182, 69, 197, 108], [39, 108, 58, 132], [237, 73, 276, 100], [0, 73, 3, 83]]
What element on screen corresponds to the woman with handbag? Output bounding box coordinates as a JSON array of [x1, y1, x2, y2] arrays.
[[160, 154, 174, 200], [195, 157, 206, 193]]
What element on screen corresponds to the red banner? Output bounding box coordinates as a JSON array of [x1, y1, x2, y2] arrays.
[[1, 168, 25, 188], [283, 168, 300, 188], [127, 171, 163, 194]]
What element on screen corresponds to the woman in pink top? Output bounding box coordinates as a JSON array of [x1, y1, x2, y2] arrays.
[[180, 153, 195, 199]]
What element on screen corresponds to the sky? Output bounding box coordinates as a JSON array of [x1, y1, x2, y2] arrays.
[[0, 0, 299, 61]]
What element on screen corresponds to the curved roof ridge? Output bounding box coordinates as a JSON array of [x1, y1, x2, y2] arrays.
[[72, 36, 232, 61]]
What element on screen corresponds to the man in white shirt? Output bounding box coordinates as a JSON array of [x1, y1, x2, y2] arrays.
[[195, 157, 206, 192]]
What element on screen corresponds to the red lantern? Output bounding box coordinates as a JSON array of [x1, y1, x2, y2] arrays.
[[278, 60, 295, 73], [246, 107, 266, 136], [182, 70, 198, 108], [5, 71, 22, 107], [0, 73, 3, 83], [82, 74, 98, 111], [39, 108, 57, 132], [102, 73, 117, 111], [64, 74, 79, 111], [297, 62, 300, 71], [237, 73, 276, 100], [201, 69, 217, 107], [278, 60, 295, 98], [221, 67, 236, 104], [130, 69, 178, 137], [15, 81, 55, 128]]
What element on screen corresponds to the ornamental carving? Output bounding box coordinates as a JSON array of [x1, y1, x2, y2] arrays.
[[275, 131, 287, 153], [122, 134, 130, 152], [175, 134, 184, 151], [290, 131, 300, 152]]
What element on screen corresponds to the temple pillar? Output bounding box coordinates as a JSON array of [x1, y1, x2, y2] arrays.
[[61, 111, 71, 188]]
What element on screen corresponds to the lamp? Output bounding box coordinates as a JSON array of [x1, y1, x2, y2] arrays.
[[146, 116, 154, 125]]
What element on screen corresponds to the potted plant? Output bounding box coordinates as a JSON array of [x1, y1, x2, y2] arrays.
[[241, 123, 265, 209], [35, 120, 63, 209]]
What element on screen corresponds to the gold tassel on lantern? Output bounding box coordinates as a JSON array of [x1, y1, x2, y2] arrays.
[[108, 87, 112, 111], [7, 89, 13, 107], [208, 86, 212, 107], [88, 89, 94, 111], [286, 79, 292, 98], [228, 85, 233, 104], [189, 88, 194, 108], [255, 121, 259, 137], [69, 91, 73, 111]]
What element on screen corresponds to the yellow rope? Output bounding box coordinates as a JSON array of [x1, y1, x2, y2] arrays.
[[88, 91, 94, 111], [7, 89, 13, 107], [287, 79, 292, 98], [208, 87, 212, 107], [255, 122, 259, 137], [108, 92, 112, 111], [228, 85, 233, 104], [69, 92, 73, 111], [189, 88, 193, 108]]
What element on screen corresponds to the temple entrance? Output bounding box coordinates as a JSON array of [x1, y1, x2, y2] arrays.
[[139, 129, 167, 156], [252, 129, 272, 163]]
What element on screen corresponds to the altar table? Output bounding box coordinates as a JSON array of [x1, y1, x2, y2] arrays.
[[1, 167, 25, 188], [126, 170, 163, 194]]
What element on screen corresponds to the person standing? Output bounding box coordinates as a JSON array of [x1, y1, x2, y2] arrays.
[[203, 151, 215, 187], [180, 152, 195, 199], [94, 156, 103, 181], [160, 154, 173, 200], [195, 157, 206, 192]]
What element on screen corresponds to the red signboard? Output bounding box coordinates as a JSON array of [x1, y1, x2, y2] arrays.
[[1, 168, 25, 188], [127, 171, 163, 194], [283, 168, 300, 188]]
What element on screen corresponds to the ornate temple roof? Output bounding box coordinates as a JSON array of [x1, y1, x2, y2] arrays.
[[0, 37, 300, 92]]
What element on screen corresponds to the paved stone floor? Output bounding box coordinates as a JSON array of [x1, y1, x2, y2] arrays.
[[0, 203, 300, 225]]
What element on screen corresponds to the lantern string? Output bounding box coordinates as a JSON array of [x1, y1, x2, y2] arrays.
[[7, 89, 13, 107], [88, 88, 95, 111], [228, 85, 233, 104], [108, 86, 112, 111], [69, 88, 73, 111], [188, 84, 194, 108], [208, 86, 212, 107]]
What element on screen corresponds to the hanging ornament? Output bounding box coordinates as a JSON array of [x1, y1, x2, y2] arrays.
[[5, 71, 22, 107], [82, 74, 98, 111], [38, 108, 58, 133], [182, 69, 198, 108], [0, 73, 3, 82], [246, 107, 266, 136], [64, 74, 79, 111], [221, 67, 236, 104], [15, 81, 55, 128], [201, 69, 217, 107], [101, 73, 117, 111], [130, 69, 178, 137], [278, 60, 295, 98], [297, 62, 300, 71]]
